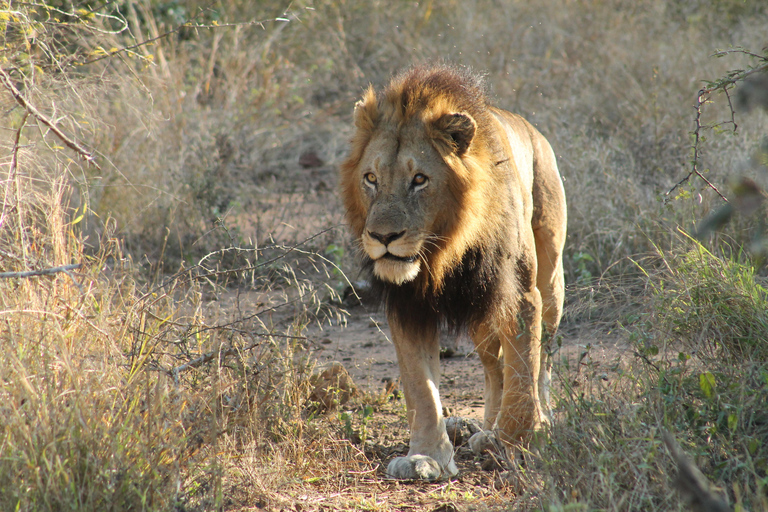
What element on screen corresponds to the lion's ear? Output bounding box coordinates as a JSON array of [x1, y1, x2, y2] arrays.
[[434, 112, 477, 156], [353, 85, 378, 131]]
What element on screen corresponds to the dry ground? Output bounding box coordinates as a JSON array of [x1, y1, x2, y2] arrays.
[[207, 285, 631, 511]]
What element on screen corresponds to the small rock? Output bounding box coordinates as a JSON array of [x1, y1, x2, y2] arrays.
[[444, 416, 464, 445], [299, 150, 324, 168], [308, 362, 357, 410]]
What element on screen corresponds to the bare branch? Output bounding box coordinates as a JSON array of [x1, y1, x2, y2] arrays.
[[0, 110, 28, 231], [0, 67, 98, 168], [665, 89, 729, 203], [666, 52, 768, 203], [0, 263, 82, 279]]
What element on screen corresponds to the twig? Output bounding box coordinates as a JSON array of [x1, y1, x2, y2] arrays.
[[0, 110, 28, 231], [665, 53, 768, 203], [0, 67, 98, 168], [665, 88, 729, 203], [0, 263, 82, 279]]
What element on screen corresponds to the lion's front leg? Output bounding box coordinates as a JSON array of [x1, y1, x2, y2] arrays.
[[386, 320, 458, 481]]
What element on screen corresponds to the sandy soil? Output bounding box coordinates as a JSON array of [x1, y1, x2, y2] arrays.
[[205, 280, 631, 510], [307, 300, 629, 421]]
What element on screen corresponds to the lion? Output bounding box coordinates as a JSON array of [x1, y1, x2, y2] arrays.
[[340, 65, 566, 480]]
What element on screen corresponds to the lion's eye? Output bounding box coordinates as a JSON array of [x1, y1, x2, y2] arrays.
[[364, 173, 377, 186], [412, 173, 428, 187]]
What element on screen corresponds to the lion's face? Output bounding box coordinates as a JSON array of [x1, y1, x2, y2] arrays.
[[354, 124, 455, 285], [341, 71, 484, 290]]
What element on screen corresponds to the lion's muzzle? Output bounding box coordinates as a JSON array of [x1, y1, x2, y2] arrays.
[[362, 229, 422, 285]]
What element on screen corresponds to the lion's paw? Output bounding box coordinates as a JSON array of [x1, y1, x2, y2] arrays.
[[386, 454, 458, 481]]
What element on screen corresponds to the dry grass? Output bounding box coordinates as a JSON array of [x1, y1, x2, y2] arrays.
[[2, 0, 768, 510]]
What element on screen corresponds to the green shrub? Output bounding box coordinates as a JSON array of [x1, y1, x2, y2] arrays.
[[648, 236, 768, 361]]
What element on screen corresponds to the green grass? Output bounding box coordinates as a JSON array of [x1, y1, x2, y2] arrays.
[[647, 235, 768, 360]]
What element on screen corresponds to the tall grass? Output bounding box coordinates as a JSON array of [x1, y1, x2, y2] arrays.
[[0, 155, 344, 510], [10, 0, 760, 278], [648, 236, 768, 360]]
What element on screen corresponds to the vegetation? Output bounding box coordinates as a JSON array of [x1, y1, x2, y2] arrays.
[[1, 0, 767, 510]]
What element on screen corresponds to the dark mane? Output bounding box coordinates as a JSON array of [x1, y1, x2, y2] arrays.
[[351, 65, 516, 334], [361, 240, 512, 336]]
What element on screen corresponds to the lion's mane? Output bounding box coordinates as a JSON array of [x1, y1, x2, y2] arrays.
[[340, 66, 518, 334]]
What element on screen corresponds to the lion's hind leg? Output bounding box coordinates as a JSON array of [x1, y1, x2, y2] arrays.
[[466, 295, 544, 462], [497, 287, 545, 449], [534, 224, 566, 421]]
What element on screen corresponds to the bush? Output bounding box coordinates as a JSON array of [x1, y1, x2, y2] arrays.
[[648, 236, 768, 361]]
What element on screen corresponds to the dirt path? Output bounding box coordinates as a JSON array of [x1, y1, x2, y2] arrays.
[[208, 284, 631, 510], [308, 302, 628, 419], [308, 307, 489, 421]]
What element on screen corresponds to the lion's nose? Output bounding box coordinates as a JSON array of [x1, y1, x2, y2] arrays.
[[368, 230, 405, 246]]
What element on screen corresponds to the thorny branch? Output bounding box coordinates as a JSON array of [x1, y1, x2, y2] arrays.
[[665, 50, 768, 203], [665, 87, 730, 203]]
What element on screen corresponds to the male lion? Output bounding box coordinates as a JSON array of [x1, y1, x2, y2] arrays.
[[340, 65, 566, 480]]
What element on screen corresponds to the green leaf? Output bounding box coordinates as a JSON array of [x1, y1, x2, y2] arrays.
[[727, 413, 738, 432], [699, 371, 716, 399]]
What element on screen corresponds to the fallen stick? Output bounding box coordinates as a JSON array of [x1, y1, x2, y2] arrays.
[[663, 430, 732, 512], [0, 263, 82, 279]]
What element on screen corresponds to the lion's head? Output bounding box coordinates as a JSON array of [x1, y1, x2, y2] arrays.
[[340, 66, 501, 292]]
